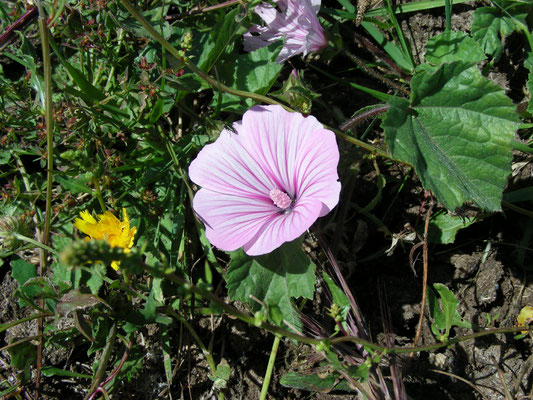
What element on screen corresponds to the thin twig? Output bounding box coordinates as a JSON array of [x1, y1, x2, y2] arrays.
[[352, 31, 412, 82], [343, 50, 410, 96], [339, 104, 390, 132], [429, 369, 489, 400], [34, 1, 54, 397], [166, 0, 244, 20], [411, 203, 433, 356]]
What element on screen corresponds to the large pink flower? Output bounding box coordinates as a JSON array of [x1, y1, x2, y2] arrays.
[[189, 105, 340, 256], [243, 0, 328, 64]]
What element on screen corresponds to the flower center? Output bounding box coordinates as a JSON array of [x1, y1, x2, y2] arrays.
[[269, 188, 292, 209]]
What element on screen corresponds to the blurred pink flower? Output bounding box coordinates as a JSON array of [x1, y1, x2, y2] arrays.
[[243, 0, 328, 64], [189, 105, 340, 256]]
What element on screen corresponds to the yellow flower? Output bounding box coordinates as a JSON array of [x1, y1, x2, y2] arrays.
[[74, 208, 137, 270]]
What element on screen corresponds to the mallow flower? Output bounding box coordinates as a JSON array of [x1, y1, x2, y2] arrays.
[[189, 105, 340, 256], [243, 0, 328, 64]]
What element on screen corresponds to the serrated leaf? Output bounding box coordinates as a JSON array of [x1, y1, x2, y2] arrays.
[[382, 62, 520, 212], [428, 212, 475, 244], [226, 239, 315, 330], [425, 31, 486, 65]]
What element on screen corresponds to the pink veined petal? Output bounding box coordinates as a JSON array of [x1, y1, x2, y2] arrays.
[[243, 197, 323, 256], [193, 189, 278, 252], [290, 127, 341, 214], [243, 0, 327, 63], [189, 104, 341, 256], [238, 105, 340, 213], [188, 128, 277, 200]]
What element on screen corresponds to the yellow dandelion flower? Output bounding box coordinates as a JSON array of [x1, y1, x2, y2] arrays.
[[74, 208, 137, 270]]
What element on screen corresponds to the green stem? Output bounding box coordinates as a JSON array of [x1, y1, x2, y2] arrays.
[[85, 322, 117, 400], [174, 313, 217, 375], [119, 0, 282, 107], [0, 313, 53, 334], [444, 0, 452, 32], [35, 0, 54, 266], [92, 176, 107, 213], [139, 262, 530, 354], [34, 2, 52, 395], [260, 335, 281, 400], [0, 232, 58, 255]]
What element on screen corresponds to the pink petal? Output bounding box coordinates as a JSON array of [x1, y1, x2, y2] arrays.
[[243, 0, 327, 63], [189, 105, 341, 256], [239, 105, 340, 212], [244, 197, 323, 256], [188, 128, 276, 200], [194, 189, 277, 252]]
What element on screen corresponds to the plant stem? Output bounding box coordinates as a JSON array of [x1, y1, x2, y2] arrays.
[[138, 262, 530, 355], [444, 0, 452, 32], [119, 0, 282, 107], [0, 313, 53, 334], [260, 335, 281, 400], [343, 50, 410, 96], [0, 232, 58, 255], [85, 322, 117, 400], [35, 1, 53, 396], [92, 176, 107, 213]]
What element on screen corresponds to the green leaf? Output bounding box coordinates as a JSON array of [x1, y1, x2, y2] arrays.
[[197, 8, 246, 73], [41, 366, 91, 379], [226, 238, 316, 330], [525, 52, 533, 114], [425, 31, 486, 65], [504, 186, 533, 203], [360, 20, 414, 72], [280, 370, 356, 392], [427, 283, 472, 342], [8, 340, 36, 370], [55, 174, 92, 194], [382, 62, 520, 211], [55, 289, 110, 316], [209, 358, 231, 389], [11, 258, 36, 287], [471, 1, 529, 59], [214, 41, 283, 112], [428, 211, 476, 244], [322, 271, 350, 322]]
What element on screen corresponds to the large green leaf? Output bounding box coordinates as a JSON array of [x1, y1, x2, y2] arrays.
[[382, 62, 520, 211], [226, 239, 315, 330], [425, 31, 486, 65]]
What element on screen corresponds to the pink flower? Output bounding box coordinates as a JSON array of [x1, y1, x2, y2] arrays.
[[243, 0, 328, 64], [188, 105, 340, 256]]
